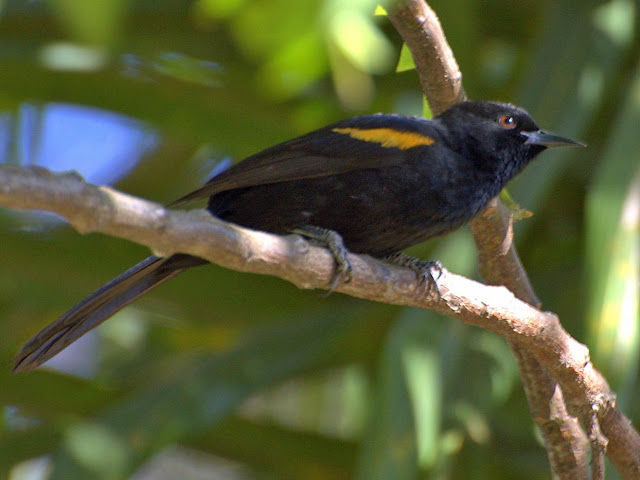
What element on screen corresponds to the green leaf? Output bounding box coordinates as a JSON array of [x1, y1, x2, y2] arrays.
[[585, 66, 640, 399], [396, 44, 415, 73], [48, 309, 376, 479], [354, 313, 420, 480], [49, 0, 130, 46]]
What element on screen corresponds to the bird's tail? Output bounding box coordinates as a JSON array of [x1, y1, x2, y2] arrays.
[[13, 254, 207, 373]]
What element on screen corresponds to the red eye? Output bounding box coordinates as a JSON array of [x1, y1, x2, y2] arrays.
[[499, 115, 516, 129]]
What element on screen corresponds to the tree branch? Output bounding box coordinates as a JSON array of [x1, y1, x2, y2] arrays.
[[388, 1, 639, 478], [387, 0, 465, 115], [2, 163, 640, 477], [2, 2, 638, 477], [388, 0, 586, 476], [473, 199, 590, 477]]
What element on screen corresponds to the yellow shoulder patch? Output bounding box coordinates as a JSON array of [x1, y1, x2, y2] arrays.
[[332, 127, 434, 150]]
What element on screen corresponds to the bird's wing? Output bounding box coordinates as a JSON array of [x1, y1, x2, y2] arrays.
[[170, 115, 438, 206]]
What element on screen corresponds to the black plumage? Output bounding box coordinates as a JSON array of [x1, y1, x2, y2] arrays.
[[13, 100, 582, 372]]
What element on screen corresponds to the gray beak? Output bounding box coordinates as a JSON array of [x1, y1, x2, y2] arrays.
[[522, 130, 585, 148]]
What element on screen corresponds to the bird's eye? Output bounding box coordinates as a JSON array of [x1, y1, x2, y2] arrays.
[[498, 115, 516, 129]]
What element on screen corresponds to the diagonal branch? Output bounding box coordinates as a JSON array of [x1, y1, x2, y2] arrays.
[[388, 1, 639, 478], [387, 1, 587, 477], [1, 164, 639, 477], [386, 0, 466, 115], [1, 2, 638, 477], [472, 199, 590, 477]]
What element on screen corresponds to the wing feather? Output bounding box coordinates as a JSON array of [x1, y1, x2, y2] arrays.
[[170, 115, 437, 206]]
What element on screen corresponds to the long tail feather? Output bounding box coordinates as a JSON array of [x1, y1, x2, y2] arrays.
[[13, 254, 206, 373]]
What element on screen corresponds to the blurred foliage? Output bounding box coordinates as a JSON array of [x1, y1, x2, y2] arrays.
[[0, 0, 639, 479]]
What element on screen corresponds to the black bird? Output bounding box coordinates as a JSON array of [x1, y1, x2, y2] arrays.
[[13, 100, 582, 372]]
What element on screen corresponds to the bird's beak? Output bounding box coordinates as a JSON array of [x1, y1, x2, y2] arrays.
[[521, 130, 585, 148]]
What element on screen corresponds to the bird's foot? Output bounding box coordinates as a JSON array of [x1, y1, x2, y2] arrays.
[[293, 226, 352, 294], [383, 253, 443, 298]]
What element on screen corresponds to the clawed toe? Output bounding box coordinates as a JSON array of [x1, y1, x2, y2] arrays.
[[384, 253, 444, 298], [293, 226, 353, 294]]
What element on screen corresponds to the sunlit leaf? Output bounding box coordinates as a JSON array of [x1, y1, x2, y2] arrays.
[[585, 66, 640, 401], [396, 44, 415, 73], [195, 0, 246, 20], [49, 0, 130, 46], [328, 9, 394, 75]]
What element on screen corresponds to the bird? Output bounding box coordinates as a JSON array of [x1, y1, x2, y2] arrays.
[[12, 100, 583, 373]]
